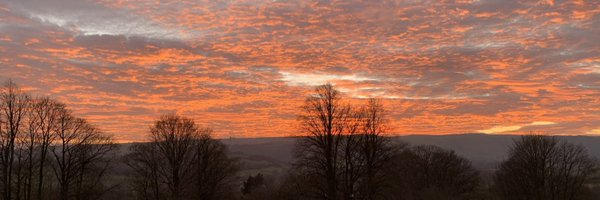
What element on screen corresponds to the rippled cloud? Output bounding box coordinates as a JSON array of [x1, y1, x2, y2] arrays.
[[1, 0, 599, 141]]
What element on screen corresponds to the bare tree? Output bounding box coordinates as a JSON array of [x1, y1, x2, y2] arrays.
[[0, 80, 30, 200], [356, 99, 396, 200], [386, 145, 480, 200], [126, 114, 238, 200], [192, 135, 238, 200], [494, 135, 598, 200], [294, 84, 396, 200], [50, 109, 115, 200], [21, 97, 40, 200], [0, 80, 114, 200], [30, 98, 62, 200], [127, 142, 165, 200], [294, 84, 355, 200], [15, 97, 63, 200]]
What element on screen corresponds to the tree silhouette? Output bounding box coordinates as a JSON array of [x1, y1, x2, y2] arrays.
[[293, 84, 396, 200], [0, 80, 30, 200], [0, 80, 115, 200], [386, 145, 480, 200], [29, 98, 63, 200], [126, 114, 238, 200], [356, 99, 397, 200], [494, 135, 598, 200], [50, 113, 114, 200], [294, 83, 354, 199]]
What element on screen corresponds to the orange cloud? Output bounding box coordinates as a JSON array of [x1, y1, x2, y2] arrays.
[[0, 0, 598, 142]]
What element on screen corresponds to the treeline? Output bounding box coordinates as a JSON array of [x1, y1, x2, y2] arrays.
[[0, 80, 114, 200], [1, 81, 598, 200], [239, 84, 599, 200]]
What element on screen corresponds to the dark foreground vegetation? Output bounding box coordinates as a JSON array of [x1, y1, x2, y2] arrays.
[[0, 81, 598, 200]]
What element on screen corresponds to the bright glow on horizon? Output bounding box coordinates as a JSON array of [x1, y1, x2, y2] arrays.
[[529, 121, 557, 126], [587, 129, 600, 135], [479, 121, 557, 134], [479, 125, 523, 134]]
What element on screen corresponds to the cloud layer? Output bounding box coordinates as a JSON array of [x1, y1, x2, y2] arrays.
[[1, 0, 599, 141]]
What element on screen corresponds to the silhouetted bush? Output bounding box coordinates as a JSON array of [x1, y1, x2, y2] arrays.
[[241, 173, 264, 196]]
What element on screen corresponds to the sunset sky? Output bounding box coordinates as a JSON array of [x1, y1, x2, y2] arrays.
[[1, 0, 599, 142]]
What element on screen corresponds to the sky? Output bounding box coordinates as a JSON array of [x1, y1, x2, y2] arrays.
[[0, 0, 599, 142]]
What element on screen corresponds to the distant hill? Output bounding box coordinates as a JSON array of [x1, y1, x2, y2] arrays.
[[219, 134, 600, 173], [115, 134, 600, 179], [398, 134, 600, 170]]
